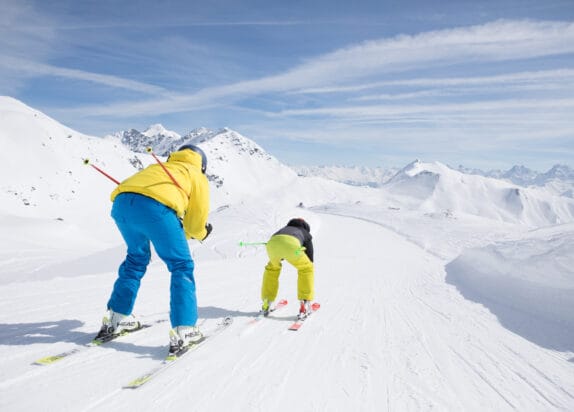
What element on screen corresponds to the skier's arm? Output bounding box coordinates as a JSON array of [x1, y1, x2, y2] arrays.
[[304, 237, 314, 262], [182, 174, 210, 240]]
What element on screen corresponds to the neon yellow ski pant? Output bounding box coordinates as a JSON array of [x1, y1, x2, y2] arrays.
[[261, 234, 314, 302]]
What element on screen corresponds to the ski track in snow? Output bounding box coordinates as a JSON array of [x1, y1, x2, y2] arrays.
[[1, 211, 573, 411]]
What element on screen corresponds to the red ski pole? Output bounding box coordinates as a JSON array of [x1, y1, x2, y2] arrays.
[[83, 159, 121, 185], [146, 147, 184, 190]]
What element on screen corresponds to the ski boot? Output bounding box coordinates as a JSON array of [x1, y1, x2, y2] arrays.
[[94, 309, 141, 342], [168, 326, 204, 357], [297, 300, 312, 320], [261, 299, 273, 317]]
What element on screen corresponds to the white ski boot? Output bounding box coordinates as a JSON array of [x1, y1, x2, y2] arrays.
[[95, 309, 141, 340], [168, 326, 203, 356]]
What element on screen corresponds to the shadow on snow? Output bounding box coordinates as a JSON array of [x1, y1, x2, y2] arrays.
[[445, 263, 574, 354], [0, 305, 259, 356]]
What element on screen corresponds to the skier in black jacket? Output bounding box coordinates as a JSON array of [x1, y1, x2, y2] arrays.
[[260, 218, 314, 318]]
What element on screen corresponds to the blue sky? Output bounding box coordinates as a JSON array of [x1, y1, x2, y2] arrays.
[[1, 0, 574, 170]]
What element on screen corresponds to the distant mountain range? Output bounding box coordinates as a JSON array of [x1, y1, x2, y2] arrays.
[[454, 164, 574, 198], [456, 163, 574, 188], [293, 161, 574, 193], [110, 124, 574, 198]]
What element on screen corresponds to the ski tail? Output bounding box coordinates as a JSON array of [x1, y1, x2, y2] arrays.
[[32, 320, 165, 366], [124, 316, 233, 389]]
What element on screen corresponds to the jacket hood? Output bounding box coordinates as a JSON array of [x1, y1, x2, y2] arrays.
[[168, 149, 204, 172]]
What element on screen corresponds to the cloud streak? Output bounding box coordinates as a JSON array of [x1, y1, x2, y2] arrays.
[[0, 57, 172, 96], [56, 19, 574, 117], [294, 69, 574, 95], [257, 19, 574, 91]]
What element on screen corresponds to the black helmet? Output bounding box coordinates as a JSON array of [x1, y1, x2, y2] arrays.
[[287, 218, 310, 233], [178, 144, 207, 174]]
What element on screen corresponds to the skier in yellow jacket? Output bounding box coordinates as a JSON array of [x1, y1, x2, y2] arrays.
[[261, 218, 315, 319], [95, 145, 211, 355]]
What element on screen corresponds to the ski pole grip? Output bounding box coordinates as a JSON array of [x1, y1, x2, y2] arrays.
[[83, 158, 121, 185]]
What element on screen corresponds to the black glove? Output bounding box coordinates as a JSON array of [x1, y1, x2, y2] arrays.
[[203, 223, 213, 240]]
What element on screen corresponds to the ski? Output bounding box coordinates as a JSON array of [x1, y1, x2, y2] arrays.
[[124, 316, 233, 389], [247, 298, 288, 325], [32, 320, 165, 366], [288, 302, 321, 331]]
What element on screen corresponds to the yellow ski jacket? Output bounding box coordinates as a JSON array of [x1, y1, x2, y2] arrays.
[[110, 149, 210, 240]]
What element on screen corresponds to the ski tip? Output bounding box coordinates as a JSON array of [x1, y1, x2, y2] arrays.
[[288, 322, 303, 331], [278, 299, 288, 305], [32, 348, 83, 365], [311, 302, 321, 311], [124, 376, 152, 389], [33, 356, 62, 366]]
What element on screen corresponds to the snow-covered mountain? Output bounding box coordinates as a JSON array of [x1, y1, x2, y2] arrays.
[[110, 125, 298, 199], [185, 127, 299, 201], [501, 165, 540, 186], [385, 160, 574, 227], [142, 123, 180, 140], [108, 124, 181, 156], [0, 96, 147, 223], [534, 165, 574, 198]]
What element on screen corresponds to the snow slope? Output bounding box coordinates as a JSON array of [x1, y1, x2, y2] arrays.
[[1, 97, 573, 411]]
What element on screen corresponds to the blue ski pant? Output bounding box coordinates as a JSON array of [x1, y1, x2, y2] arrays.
[[108, 193, 198, 327]]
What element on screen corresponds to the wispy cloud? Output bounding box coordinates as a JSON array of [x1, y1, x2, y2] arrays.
[[0, 57, 172, 96], [261, 19, 574, 91], [0, 0, 57, 92], [59, 19, 574, 117], [293, 69, 574, 95], [272, 98, 574, 124]]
